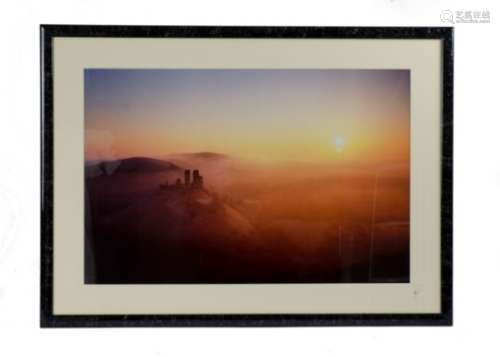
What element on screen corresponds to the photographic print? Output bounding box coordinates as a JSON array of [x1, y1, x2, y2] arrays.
[[42, 26, 453, 327], [84, 69, 410, 284]]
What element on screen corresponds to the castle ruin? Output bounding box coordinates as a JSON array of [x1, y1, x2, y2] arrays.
[[160, 169, 204, 191]]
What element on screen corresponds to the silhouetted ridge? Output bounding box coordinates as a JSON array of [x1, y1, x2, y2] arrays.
[[170, 152, 229, 160], [88, 157, 182, 175], [118, 157, 181, 172]]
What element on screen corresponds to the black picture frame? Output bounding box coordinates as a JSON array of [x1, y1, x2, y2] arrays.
[[41, 25, 453, 327]]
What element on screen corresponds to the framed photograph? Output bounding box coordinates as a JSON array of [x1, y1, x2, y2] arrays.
[[41, 25, 453, 327]]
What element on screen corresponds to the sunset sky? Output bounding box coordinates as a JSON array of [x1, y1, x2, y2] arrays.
[[85, 69, 410, 164]]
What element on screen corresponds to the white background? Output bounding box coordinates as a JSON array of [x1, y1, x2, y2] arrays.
[[0, 0, 499, 356]]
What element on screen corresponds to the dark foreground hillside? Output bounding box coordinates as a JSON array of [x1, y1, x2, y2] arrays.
[[85, 157, 409, 284]]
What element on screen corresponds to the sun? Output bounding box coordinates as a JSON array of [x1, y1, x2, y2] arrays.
[[332, 135, 345, 153]]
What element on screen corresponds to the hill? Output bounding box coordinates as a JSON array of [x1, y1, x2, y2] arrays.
[[167, 152, 229, 161], [86, 157, 182, 177]]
